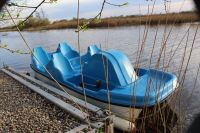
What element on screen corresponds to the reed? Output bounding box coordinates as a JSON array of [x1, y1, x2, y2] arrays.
[[1, 1, 200, 133], [132, 11, 200, 132]]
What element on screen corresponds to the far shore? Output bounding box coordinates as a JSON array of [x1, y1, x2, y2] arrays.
[[0, 11, 199, 32]]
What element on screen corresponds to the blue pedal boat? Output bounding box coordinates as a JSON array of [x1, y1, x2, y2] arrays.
[[30, 42, 178, 120]]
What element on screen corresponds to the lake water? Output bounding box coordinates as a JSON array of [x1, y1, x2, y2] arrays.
[[0, 25, 200, 131]]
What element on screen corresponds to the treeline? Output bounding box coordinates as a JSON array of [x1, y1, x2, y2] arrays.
[[19, 10, 50, 29], [0, 11, 199, 31], [49, 11, 199, 29], [0, 10, 50, 31], [18, 17, 49, 29]]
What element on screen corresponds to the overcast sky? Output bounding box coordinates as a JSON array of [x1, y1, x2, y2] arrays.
[[16, 0, 196, 21]]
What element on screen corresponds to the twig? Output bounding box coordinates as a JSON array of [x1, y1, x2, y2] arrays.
[[18, 0, 45, 26], [0, 45, 30, 54], [76, 0, 128, 32], [105, 1, 128, 7], [7, 3, 37, 8]]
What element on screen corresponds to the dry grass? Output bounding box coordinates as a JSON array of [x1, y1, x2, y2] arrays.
[[130, 12, 200, 132], [49, 11, 199, 28], [0, 11, 199, 32], [40, 11, 200, 30]]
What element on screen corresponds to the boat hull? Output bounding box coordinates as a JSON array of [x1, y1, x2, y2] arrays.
[[33, 70, 142, 121]]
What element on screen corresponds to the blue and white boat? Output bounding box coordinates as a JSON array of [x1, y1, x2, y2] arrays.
[[31, 42, 178, 121]]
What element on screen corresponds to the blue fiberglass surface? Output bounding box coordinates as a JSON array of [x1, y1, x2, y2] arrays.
[[108, 50, 138, 84], [56, 42, 79, 59], [83, 52, 128, 86], [109, 68, 177, 106], [46, 53, 79, 82], [56, 43, 101, 71], [31, 44, 177, 107], [32, 47, 51, 73], [87, 45, 100, 56], [83, 50, 139, 86]]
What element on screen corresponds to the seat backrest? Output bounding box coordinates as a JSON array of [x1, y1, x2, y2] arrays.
[[56, 42, 72, 56], [52, 53, 74, 76], [56, 42, 79, 59], [32, 47, 50, 71], [87, 45, 100, 56], [83, 50, 137, 86]]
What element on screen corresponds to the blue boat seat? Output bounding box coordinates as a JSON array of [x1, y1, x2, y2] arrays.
[[87, 45, 100, 56], [83, 50, 137, 87], [82, 45, 100, 64], [56, 42, 79, 59], [32, 47, 51, 73], [46, 53, 78, 82], [56, 42, 82, 71], [69, 57, 81, 71], [69, 45, 101, 69]]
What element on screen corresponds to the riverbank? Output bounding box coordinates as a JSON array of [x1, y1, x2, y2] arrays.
[[0, 11, 199, 32], [0, 70, 80, 132]]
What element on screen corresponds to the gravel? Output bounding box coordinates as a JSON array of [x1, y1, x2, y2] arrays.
[[0, 71, 81, 132]]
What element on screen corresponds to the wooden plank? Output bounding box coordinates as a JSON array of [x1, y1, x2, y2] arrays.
[[113, 116, 134, 132], [90, 121, 104, 129], [66, 124, 97, 133], [86, 129, 97, 133], [66, 124, 88, 133]]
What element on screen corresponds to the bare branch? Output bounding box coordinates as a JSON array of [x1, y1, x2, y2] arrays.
[[17, 0, 46, 26], [7, 3, 37, 8], [0, 45, 30, 54], [0, 17, 25, 21], [76, 0, 128, 32], [105, 1, 128, 7]]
